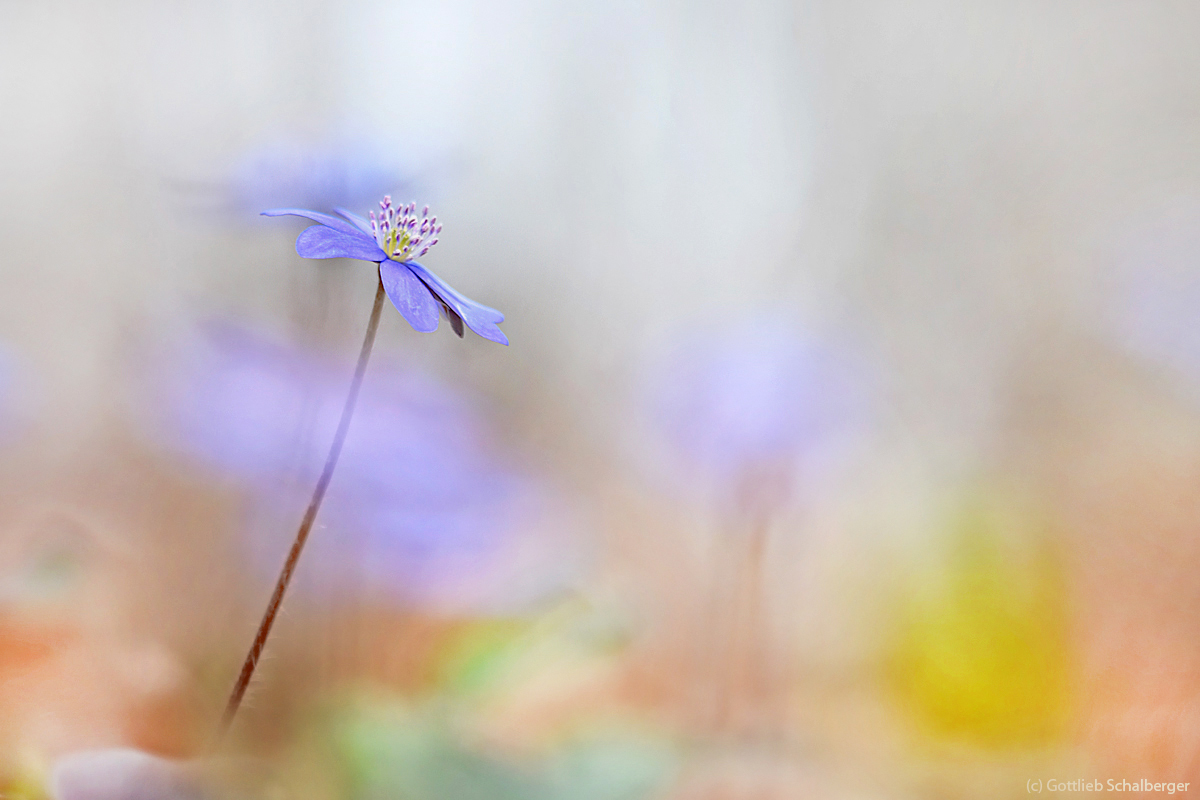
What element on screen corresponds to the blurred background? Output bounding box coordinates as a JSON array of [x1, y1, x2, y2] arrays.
[[3, 1, 1200, 798]]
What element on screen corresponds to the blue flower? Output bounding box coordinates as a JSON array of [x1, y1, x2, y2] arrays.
[[264, 197, 508, 345]]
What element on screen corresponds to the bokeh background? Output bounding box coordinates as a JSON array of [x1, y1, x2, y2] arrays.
[[3, 1, 1200, 798]]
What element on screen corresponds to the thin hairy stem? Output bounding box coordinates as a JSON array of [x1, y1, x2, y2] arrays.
[[215, 274, 387, 741]]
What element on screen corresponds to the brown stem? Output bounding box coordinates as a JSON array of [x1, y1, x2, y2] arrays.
[[215, 273, 387, 742]]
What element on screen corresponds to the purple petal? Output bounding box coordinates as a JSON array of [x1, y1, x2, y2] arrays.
[[261, 207, 363, 237], [334, 206, 375, 236], [296, 225, 386, 261], [381, 260, 440, 332], [404, 261, 508, 345]]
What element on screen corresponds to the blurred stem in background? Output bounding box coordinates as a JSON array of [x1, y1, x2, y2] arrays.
[[706, 468, 791, 744], [216, 273, 387, 742], [651, 322, 861, 749]]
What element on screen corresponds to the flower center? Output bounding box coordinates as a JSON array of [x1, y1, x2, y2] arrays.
[[369, 196, 442, 261]]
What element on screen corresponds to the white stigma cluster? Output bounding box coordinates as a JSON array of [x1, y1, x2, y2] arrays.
[[369, 196, 441, 261]]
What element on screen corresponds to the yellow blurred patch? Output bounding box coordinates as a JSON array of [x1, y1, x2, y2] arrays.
[[887, 495, 1072, 749]]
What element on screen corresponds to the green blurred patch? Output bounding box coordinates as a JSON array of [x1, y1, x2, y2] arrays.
[[435, 618, 531, 697], [332, 701, 675, 800], [887, 494, 1073, 749], [432, 599, 631, 701]]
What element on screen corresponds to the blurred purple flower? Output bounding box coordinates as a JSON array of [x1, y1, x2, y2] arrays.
[[0, 345, 20, 442], [0, 351, 9, 417], [647, 319, 866, 509], [51, 749, 206, 800], [169, 139, 431, 228], [1113, 203, 1200, 387], [229, 139, 418, 214], [264, 198, 508, 345], [158, 325, 565, 610]]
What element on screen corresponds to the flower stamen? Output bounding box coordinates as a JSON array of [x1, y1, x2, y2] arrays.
[[368, 196, 442, 261]]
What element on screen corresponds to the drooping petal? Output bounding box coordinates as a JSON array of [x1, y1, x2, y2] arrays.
[[261, 208, 364, 237], [334, 206, 375, 236], [296, 225, 386, 261], [445, 305, 465, 337], [430, 295, 465, 337], [405, 262, 505, 323], [404, 261, 508, 345], [381, 260, 440, 332]]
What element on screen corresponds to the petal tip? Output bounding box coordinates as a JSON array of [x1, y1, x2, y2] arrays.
[[484, 328, 510, 346], [411, 319, 440, 334]]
